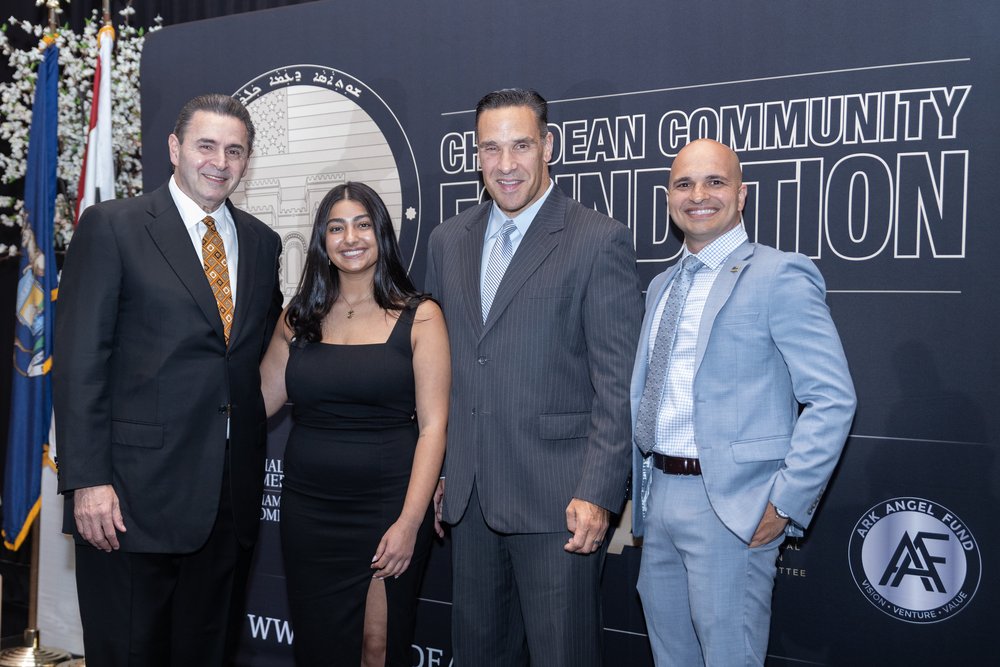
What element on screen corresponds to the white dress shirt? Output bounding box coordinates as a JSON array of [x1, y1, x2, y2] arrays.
[[479, 180, 555, 293], [169, 175, 240, 304], [648, 223, 749, 457]]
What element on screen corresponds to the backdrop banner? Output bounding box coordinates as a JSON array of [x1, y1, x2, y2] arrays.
[[139, 2, 997, 663]]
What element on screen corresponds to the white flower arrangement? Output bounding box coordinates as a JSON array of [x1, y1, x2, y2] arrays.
[[0, 6, 161, 255]]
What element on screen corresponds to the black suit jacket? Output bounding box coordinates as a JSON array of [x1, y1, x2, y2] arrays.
[[425, 186, 643, 533], [54, 182, 283, 552]]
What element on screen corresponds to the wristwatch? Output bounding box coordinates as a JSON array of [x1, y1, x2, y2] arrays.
[[773, 505, 790, 520]]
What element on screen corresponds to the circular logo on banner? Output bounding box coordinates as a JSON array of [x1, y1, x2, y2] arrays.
[[230, 65, 421, 302], [848, 497, 980, 624]]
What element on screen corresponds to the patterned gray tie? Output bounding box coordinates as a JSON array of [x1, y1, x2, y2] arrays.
[[634, 254, 704, 454], [481, 220, 517, 323]]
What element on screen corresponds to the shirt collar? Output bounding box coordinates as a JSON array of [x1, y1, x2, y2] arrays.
[[683, 222, 748, 270], [486, 179, 555, 241], [168, 175, 229, 232]]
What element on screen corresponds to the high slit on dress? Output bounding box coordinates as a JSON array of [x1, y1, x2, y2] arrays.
[[280, 307, 433, 666]]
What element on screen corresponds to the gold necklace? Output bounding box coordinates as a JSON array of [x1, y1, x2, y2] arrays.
[[340, 293, 372, 319]]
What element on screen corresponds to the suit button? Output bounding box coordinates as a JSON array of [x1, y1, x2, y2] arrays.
[[477, 356, 487, 365], [218, 404, 232, 415], [471, 408, 477, 416]]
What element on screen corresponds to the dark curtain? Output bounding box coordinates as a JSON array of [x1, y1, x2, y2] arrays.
[[7, 0, 321, 32]]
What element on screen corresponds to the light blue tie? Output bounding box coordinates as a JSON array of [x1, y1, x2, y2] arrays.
[[481, 220, 517, 323], [634, 254, 704, 453]]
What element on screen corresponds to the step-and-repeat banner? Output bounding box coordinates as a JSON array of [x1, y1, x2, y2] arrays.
[[139, 2, 997, 663]]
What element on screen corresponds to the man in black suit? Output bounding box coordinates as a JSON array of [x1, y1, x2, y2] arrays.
[[425, 88, 643, 666], [54, 93, 283, 666]]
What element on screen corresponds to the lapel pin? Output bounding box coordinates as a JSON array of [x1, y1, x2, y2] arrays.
[[730, 265, 742, 273]]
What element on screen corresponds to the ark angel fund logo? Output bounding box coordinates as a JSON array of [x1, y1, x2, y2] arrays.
[[848, 497, 980, 623]]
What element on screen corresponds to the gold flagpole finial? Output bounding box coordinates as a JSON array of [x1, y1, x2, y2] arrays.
[[35, 0, 63, 36]]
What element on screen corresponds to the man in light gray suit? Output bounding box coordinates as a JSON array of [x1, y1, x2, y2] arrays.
[[425, 88, 643, 666], [631, 139, 856, 666]]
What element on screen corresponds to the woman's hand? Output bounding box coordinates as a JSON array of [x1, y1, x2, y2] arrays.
[[370, 518, 420, 579]]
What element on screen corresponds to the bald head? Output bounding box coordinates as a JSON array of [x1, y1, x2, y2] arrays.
[[667, 139, 747, 253], [669, 139, 742, 187]]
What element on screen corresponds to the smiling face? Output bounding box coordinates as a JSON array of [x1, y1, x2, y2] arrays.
[[325, 197, 379, 278], [168, 110, 250, 213], [476, 105, 553, 219], [667, 139, 747, 253]]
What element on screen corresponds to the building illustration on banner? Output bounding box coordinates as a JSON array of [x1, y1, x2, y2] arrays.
[[230, 65, 422, 302], [849, 497, 981, 624]]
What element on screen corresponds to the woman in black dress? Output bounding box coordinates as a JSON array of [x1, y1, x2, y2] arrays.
[[261, 182, 449, 666]]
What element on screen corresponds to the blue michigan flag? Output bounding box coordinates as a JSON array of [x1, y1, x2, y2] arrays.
[[2, 41, 59, 551]]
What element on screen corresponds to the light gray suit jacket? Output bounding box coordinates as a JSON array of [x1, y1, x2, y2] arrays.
[[426, 186, 643, 533], [631, 241, 856, 543]]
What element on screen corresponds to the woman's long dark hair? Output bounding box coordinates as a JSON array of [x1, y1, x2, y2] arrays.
[[285, 182, 425, 342]]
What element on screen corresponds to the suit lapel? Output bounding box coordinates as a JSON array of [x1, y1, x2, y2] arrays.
[[229, 204, 260, 348], [694, 241, 755, 373], [145, 184, 227, 344], [480, 189, 565, 339], [459, 205, 490, 333]]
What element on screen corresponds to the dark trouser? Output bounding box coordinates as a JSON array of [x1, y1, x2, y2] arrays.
[[450, 484, 608, 667], [75, 459, 253, 667]]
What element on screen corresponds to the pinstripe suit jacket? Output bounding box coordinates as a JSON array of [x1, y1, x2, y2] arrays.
[[425, 186, 643, 533]]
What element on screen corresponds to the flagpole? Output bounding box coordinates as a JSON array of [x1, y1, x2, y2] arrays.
[[31, 0, 58, 635], [31, 0, 56, 637], [0, 3, 75, 661], [28, 527, 39, 629]]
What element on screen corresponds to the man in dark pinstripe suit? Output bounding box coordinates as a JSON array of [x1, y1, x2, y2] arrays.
[[425, 88, 643, 666]]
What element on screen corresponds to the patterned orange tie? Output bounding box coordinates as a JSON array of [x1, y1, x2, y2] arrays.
[[202, 215, 234, 344]]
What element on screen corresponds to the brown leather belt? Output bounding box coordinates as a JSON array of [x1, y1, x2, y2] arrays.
[[651, 453, 702, 476]]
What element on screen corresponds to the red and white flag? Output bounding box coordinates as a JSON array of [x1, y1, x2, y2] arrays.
[[75, 24, 116, 224]]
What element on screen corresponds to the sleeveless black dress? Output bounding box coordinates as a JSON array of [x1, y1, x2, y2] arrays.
[[280, 307, 433, 666]]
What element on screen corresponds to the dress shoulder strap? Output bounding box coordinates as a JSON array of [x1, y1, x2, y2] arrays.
[[386, 303, 418, 351]]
